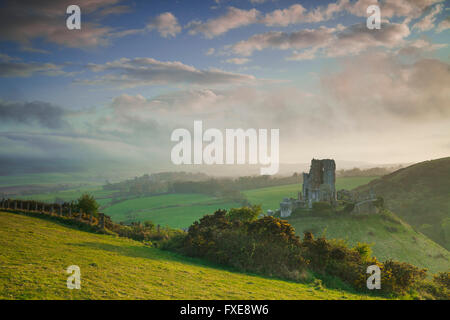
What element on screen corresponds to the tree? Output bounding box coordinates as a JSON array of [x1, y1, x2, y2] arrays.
[[77, 193, 99, 216]]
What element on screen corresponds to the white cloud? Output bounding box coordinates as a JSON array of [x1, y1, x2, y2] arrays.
[[412, 4, 443, 31], [80, 57, 256, 88], [0, 0, 126, 48], [230, 21, 410, 59], [436, 16, 450, 32], [231, 26, 337, 56], [224, 58, 250, 64], [147, 12, 181, 38], [188, 7, 260, 38]]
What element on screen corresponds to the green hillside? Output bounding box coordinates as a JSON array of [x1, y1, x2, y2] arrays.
[[355, 157, 450, 249], [286, 213, 449, 274], [0, 211, 376, 300]]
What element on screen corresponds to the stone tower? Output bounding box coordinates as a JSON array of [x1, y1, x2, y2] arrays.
[[302, 159, 336, 208]]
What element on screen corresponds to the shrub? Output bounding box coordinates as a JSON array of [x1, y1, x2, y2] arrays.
[[227, 205, 261, 222], [182, 208, 307, 280], [381, 260, 427, 295], [77, 193, 99, 217], [434, 272, 450, 289], [353, 242, 373, 262]]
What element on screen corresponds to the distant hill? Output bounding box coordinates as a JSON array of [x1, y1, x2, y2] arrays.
[[0, 211, 375, 300], [354, 157, 450, 250]]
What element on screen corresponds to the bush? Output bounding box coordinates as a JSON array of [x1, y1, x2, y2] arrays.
[[380, 260, 427, 295], [434, 272, 450, 289], [227, 205, 261, 222], [181, 208, 308, 280]]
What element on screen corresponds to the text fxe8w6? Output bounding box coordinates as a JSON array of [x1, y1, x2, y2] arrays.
[[171, 120, 279, 175]]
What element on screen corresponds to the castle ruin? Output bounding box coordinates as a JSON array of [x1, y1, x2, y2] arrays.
[[278, 158, 378, 217], [279, 159, 337, 217], [302, 159, 336, 208]]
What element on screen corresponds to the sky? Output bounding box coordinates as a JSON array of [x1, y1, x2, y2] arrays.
[[0, 0, 449, 176]]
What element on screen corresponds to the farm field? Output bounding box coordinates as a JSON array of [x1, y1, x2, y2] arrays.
[[0, 211, 376, 300], [0, 172, 105, 187], [103, 194, 241, 228], [14, 186, 115, 203]]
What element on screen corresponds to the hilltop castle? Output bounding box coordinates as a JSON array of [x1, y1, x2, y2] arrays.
[[302, 159, 337, 207], [280, 159, 337, 217], [279, 158, 378, 217]]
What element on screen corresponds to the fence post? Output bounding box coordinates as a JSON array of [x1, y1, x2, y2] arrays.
[[27, 202, 30, 211], [98, 213, 105, 229], [19, 201, 23, 210], [68, 207, 72, 218], [14, 201, 17, 210]]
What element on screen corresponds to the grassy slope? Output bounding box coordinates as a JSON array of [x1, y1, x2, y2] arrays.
[[286, 214, 449, 274], [354, 157, 450, 250], [0, 211, 375, 300], [244, 176, 378, 212]]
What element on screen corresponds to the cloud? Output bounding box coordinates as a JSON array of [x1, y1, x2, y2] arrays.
[[206, 48, 216, 56], [261, 1, 348, 26], [0, 0, 127, 49], [324, 21, 410, 57], [187, 7, 260, 38], [346, 0, 444, 18], [80, 57, 256, 88], [0, 54, 70, 77], [186, 0, 446, 38], [397, 38, 447, 56], [98, 5, 132, 16], [147, 12, 181, 38], [320, 51, 450, 121], [436, 16, 450, 32], [0, 101, 69, 129], [230, 21, 410, 59], [231, 26, 338, 56], [412, 4, 443, 31], [224, 58, 250, 64]]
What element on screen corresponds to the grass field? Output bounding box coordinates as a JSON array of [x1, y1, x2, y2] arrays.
[[286, 214, 450, 274], [244, 176, 378, 212], [0, 172, 105, 187], [104, 194, 241, 228], [15, 186, 115, 203], [0, 211, 376, 300]]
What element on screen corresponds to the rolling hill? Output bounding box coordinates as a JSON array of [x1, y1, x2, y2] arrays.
[[286, 212, 449, 274], [354, 157, 450, 250], [0, 211, 375, 300]]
